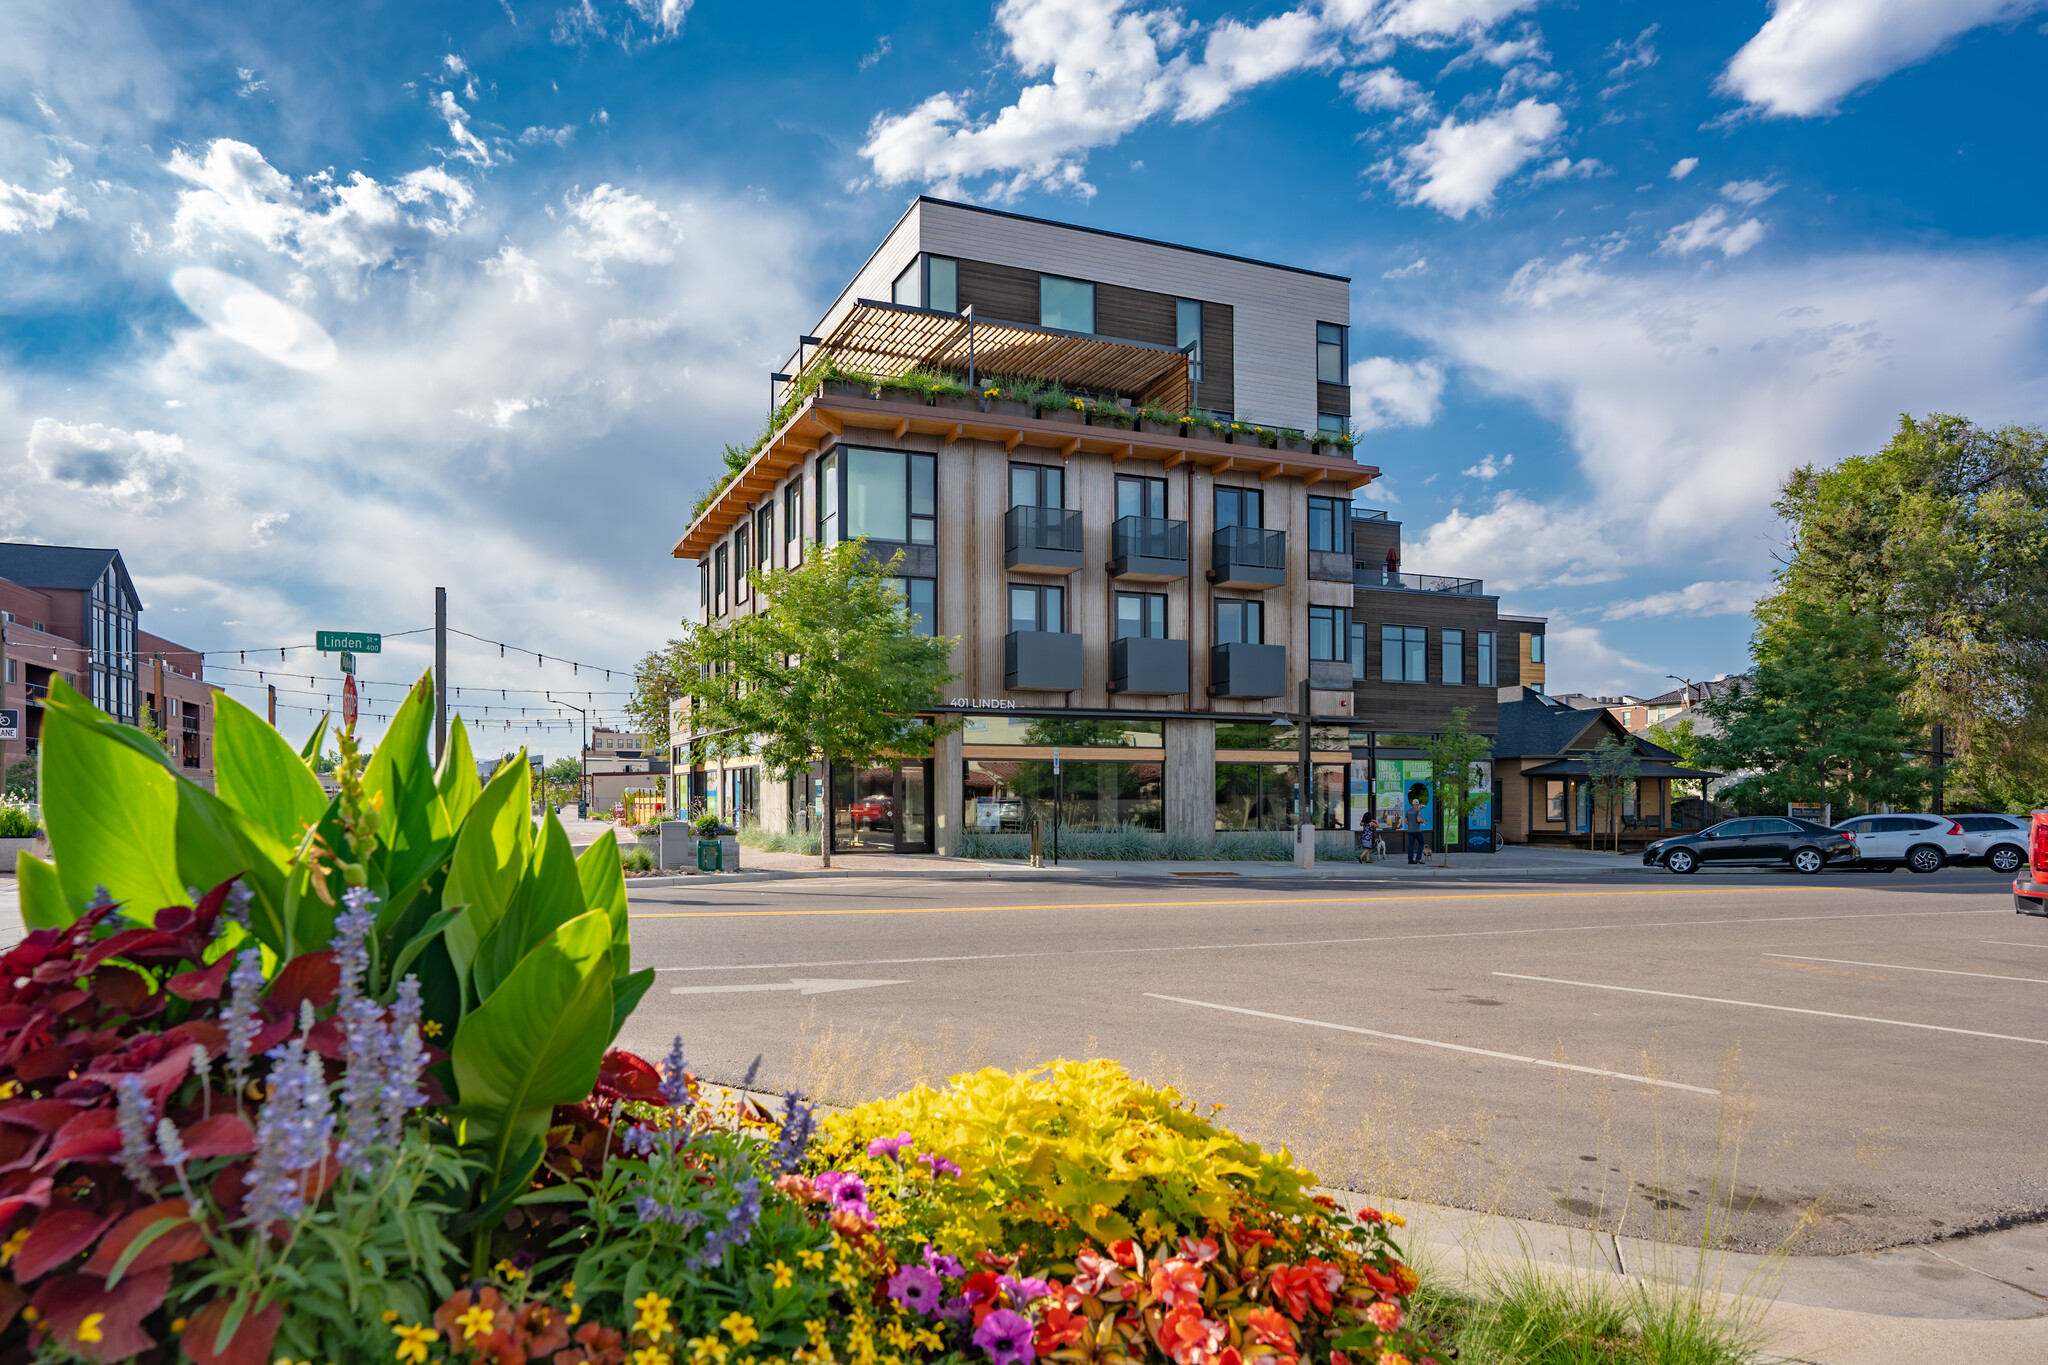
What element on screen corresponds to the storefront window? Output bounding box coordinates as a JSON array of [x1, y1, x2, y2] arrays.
[[1215, 722, 1353, 752], [964, 759, 1163, 832], [958, 715, 1164, 748], [1214, 763, 1347, 831]]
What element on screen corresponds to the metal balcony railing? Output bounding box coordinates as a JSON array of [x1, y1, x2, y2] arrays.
[[1111, 516, 1188, 563], [1004, 505, 1084, 555], [1353, 566, 1486, 595], [1213, 525, 1287, 571]]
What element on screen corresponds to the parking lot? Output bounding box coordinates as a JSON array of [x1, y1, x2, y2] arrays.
[[618, 864, 2040, 1256]]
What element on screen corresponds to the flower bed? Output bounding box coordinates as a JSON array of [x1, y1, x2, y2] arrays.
[[0, 675, 1441, 1364]]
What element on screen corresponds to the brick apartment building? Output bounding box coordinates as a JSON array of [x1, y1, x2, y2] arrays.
[[0, 544, 219, 789]]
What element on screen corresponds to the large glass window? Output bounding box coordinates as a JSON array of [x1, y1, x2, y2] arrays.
[[1176, 299, 1203, 384], [1011, 462, 1063, 509], [1040, 275, 1095, 333], [784, 479, 802, 561], [1317, 413, 1348, 437], [1009, 583, 1065, 633], [883, 577, 936, 636], [1307, 496, 1347, 552], [1116, 591, 1167, 639], [734, 525, 751, 603], [959, 715, 1163, 747], [1215, 486, 1262, 529], [929, 256, 958, 314], [1442, 628, 1464, 686], [1316, 322, 1347, 385], [892, 260, 919, 307], [1116, 474, 1166, 519], [699, 559, 711, 620], [1382, 625, 1426, 682], [965, 759, 1163, 834], [1530, 633, 1545, 664], [1216, 763, 1346, 831], [713, 543, 728, 616], [755, 505, 774, 572], [1216, 599, 1264, 645], [843, 448, 935, 544], [1478, 630, 1496, 686], [1310, 606, 1349, 661], [1350, 621, 1367, 680], [816, 454, 837, 545]]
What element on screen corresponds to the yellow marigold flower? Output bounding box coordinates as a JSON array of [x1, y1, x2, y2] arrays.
[[635, 1350, 674, 1365], [423, 1020, 444, 1038], [799, 1249, 826, 1270], [722, 1314, 760, 1346], [0, 1228, 28, 1266], [569, 1302, 584, 1325], [1385, 1213, 1406, 1227], [689, 1335, 730, 1365], [635, 1292, 675, 1338], [564, 1281, 578, 1300], [457, 1305, 496, 1341], [382, 1311, 399, 1324], [76, 1314, 105, 1344], [494, 1257, 526, 1280], [393, 1324, 440, 1364], [805, 1319, 828, 1344], [770, 1259, 795, 1289]]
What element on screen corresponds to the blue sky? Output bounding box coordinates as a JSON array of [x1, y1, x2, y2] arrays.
[[3, 0, 2046, 744]]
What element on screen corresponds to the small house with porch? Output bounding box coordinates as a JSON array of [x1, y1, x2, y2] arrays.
[[1493, 686, 1722, 847]]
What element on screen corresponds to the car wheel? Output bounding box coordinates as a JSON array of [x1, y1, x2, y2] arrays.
[[1988, 844, 2025, 875], [1792, 847, 1825, 875], [1666, 848, 1697, 875], [1907, 844, 1945, 874]]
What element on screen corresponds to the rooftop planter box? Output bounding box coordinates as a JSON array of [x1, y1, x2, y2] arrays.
[[1227, 427, 1271, 448], [1036, 401, 1085, 425], [1111, 635, 1189, 695], [1005, 629, 1084, 690], [1087, 407, 1134, 430], [1277, 432, 1311, 453], [1138, 417, 1181, 438], [877, 381, 927, 405], [932, 390, 979, 413], [1185, 422, 1223, 442], [985, 395, 1032, 418], [821, 378, 872, 400]]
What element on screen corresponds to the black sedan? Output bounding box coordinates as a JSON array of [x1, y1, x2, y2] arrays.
[[1643, 817, 1859, 875]]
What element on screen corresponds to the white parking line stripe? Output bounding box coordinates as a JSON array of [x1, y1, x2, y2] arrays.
[[1981, 941, 2048, 950], [649, 908, 2000, 974], [1493, 974, 2048, 1046], [1764, 953, 2048, 984], [1143, 992, 1721, 1095]]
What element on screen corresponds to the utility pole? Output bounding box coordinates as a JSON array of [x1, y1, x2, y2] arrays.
[[267, 682, 276, 726], [554, 696, 589, 817], [433, 586, 448, 764], [1295, 678, 1314, 868]]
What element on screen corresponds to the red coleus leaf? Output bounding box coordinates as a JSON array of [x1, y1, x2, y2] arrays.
[[167, 953, 237, 1002], [0, 1124, 44, 1175], [190, 878, 239, 940], [0, 1279, 24, 1333], [268, 950, 338, 1014], [306, 1014, 346, 1060], [182, 1294, 282, 1365], [88, 965, 153, 1017], [209, 1161, 248, 1220], [81, 1199, 208, 1277], [0, 1173, 54, 1227], [42, 1108, 120, 1167], [12, 1204, 119, 1282], [15, 1043, 79, 1083], [81, 928, 180, 973], [176, 1114, 256, 1160], [0, 1099, 83, 1134], [30, 1266, 169, 1362], [597, 1048, 662, 1101], [162, 1019, 228, 1059]]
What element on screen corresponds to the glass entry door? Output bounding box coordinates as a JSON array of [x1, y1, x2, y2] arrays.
[[830, 759, 933, 853]]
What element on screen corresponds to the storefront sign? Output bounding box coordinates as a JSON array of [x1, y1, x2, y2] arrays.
[[948, 698, 1018, 709]]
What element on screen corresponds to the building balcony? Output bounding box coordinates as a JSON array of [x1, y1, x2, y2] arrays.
[[1353, 566, 1486, 596], [1110, 636, 1189, 695], [1109, 516, 1189, 581], [1004, 630, 1083, 691], [1208, 642, 1286, 699], [1208, 526, 1287, 590], [1004, 506, 1085, 575]]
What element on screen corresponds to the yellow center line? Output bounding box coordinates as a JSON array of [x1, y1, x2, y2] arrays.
[[629, 885, 1852, 920]]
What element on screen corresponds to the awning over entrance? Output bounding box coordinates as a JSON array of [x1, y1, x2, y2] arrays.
[[1519, 758, 1723, 780]]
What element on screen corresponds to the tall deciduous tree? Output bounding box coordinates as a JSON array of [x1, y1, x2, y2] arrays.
[[1700, 599, 1925, 814], [676, 539, 958, 867], [1770, 413, 2048, 809], [626, 640, 691, 752], [1584, 734, 1641, 854], [1425, 708, 1492, 867]]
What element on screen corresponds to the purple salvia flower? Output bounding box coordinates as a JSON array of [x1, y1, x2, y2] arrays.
[[224, 948, 265, 1096], [88, 886, 114, 911], [621, 1125, 660, 1157], [690, 1175, 761, 1270], [335, 995, 389, 1175], [155, 1116, 188, 1168], [297, 998, 315, 1036], [243, 1037, 334, 1230], [114, 1074, 154, 1188], [377, 976, 428, 1142], [223, 880, 254, 929], [658, 1035, 690, 1107], [769, 1091, 816, 1174], [330, 893, 377, 1005]]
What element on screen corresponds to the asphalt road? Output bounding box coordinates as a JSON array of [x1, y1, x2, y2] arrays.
[[616, 864, 2041, 1256]]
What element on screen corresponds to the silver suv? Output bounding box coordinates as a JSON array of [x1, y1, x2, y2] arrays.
[[1831, 814, 1969, 873], [1954, 813, 2031, 874]]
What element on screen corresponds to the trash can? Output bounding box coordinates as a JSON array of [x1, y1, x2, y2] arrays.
[[697, 838, 722, 872]]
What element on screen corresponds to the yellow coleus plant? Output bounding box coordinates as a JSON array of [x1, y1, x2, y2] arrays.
[[812, 1061, 1319, 1258]]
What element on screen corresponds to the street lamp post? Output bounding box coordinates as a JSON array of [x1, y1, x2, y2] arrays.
[[551, 695, 590, 817]]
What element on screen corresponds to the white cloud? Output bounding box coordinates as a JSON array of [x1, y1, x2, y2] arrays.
[[551, 0, 694, 49], [1669, 156, 1699, 180], [234, 67, 268, 98], [0, 179, 82, 233], [23, 419, 186, 509], [1660, 204, 1767, 258], [859, 36, 892, 71], [1340, 0, 1542, 40], [1528, 155, 1603, 185], [1413, 492, 1625, 589], [1341, 67, 1431, 116], [1720, 178, 1780, 207], [1383, 255, 1430, 279], [519, 124, 576, 147], [1461, 452, 1512, 479], [435, 90, 499, 167], [1175, 8, 1337, 120], [1719, 0, 2047, 118], [1384, 98, 1564, 218], [1350, 356, 1446, 430], [1605, 24, 1659, 79], [1603, 580, 1772, 621], [563, 184, 680, 274]]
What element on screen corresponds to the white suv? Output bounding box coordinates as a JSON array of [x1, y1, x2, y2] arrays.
[[1954, 813, 2032, 874], [1832, 814, 1969, 874]]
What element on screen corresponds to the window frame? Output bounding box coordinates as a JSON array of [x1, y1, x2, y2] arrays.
[[1039, 274, 1096, 333], [1441, 628, 1464, 686], [892, 260, 919, 307], [1530, 633, 1545, 664], [1306, 495, 1347, 553], [1214, 485, 1263, 530], [1115, 590, 1168, 640], [1010, 462, 1065, 510], [928, 256, 959, 314], [815, 453, 838, 545], [1309, 605, 1349, 662], [1477, 630, 1495, 687], [713, 542, 728, 617], [755, 504, 775, 573], [885, 577, 937, 636], [1176, 299, 1203, 385], [1317, 413, 1348, 437], [1008, 582, 1067, 634], [838, 446, 935, 546], [1214, 598, 1265, 646], [1381, 624, 1426, 682], [1316, 322, 1348, 385], [1349, 621, 1367, 680], [1115, 474, 1167, 520], [734, 524, 752, 604], [1545, 779, 1566, 823], [784, 478, 803, 563]]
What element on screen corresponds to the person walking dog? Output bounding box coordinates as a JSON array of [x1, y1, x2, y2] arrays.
[[1404, 797, 1427, 864]]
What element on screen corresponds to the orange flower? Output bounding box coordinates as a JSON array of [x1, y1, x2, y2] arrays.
[[1267, 1266, 1313, 1321], [1230, 1226, 1277, 1251], [1155, 1299, 1225, 1365], [1072, 1248, 1124, 1298], [1390, 1263, 1419, 1295], [1354, 1208, 1385, 1225], [1376, 1354, 1412, 1365], [1150, 1257, 1205, 1308], [1035, 1303, 1088, 1352], [1108, 1240, 1139, 1268], [1243, 1307, 1294, 1350], [1365, 1302, 1403, 1333], [1178, 1237, 1220, 1264]]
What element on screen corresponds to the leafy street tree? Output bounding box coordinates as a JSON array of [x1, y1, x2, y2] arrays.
[[675, 539, 958, 867], [626, 639, 691, 753], [1700, 598, 1926, 814], [1425, 708, 1492, 867], [1769, 413, 2048, 809], [1584, 734, 1642, 854]]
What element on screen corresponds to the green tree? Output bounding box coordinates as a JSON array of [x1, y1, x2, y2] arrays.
[[1700, 599, 1926, 814], [3, 757, 35, 801], [1771, 413, 2048, 809], [1653, 715, 1717, 818], [626, 639, 690, 752], [1584, 734, 1642, 854], [1425, 708, 1492, 867], [677, 538, 959, 867]]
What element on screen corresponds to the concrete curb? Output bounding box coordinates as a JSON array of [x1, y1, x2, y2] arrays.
[[617, 861, 1651, 887]]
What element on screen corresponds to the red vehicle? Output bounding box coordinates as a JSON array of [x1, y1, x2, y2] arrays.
[[848, 794, 894, 831], [2017, 811, 2048, 917]]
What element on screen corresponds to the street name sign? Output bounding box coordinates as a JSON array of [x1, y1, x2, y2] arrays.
[[0, 710, 16, 741], [316, 631, 381, 653]]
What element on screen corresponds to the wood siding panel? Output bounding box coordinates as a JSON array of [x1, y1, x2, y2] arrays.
[[1352, 588, 1504, 735], [956, 258, 1041, 327], [1351, 519, 1401, 567], [1317, 381, 1351, 417], [1199, 302, 1235, 415], [1097, 282, 1178, 347]]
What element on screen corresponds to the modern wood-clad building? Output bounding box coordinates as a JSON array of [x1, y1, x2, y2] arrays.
[[669, 198, 1547, 855]]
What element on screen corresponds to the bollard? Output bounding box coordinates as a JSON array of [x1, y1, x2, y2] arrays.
[[1030, 819, 1045, 869]]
